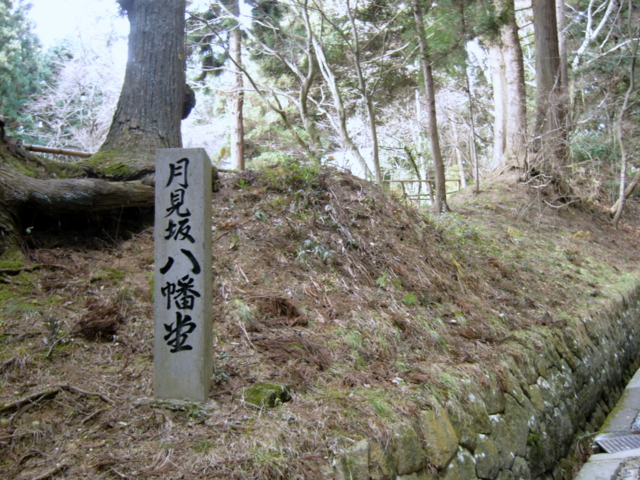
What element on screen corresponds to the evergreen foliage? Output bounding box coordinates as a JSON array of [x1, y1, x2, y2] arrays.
[[0, 0, 48, 138], [2, 0, 637, 211]]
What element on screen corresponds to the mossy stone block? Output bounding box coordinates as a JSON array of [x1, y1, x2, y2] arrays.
[[448, 396, 491, 451], [442, 447, 477, 480], [336, 439, 369, 480], [511, 456, 531, 480], [239, 382, 291, 408], [474, 434, 500, 479], [420, 408, 459, 469], [490, 396, 529, 469], [480, 373, 505, 415], [369, 440, 395, 480], [391, 423, 426, 475], [496, 470, 514, 480]]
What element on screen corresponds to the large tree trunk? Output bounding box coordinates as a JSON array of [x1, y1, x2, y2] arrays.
[[533, 0, 568, 171], [501, 1, 527, 168], [412, 0, 449, 213], [0, 0, 203, 258], [99, 0, 186, 172], [488, 0, 527, 170]]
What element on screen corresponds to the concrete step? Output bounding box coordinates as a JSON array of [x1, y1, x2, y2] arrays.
[[575, 368, 640, 480]]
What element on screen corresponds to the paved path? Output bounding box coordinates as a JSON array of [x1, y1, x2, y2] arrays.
[[575, 368, 640, 479]]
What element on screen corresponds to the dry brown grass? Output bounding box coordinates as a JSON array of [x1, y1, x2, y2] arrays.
[[1, 163, 639, 479]]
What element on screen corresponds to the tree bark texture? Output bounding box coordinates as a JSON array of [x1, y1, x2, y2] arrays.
[[0, 128, 154, 255], [533, 0, 568, 170], [229, 0, 245, 171], [611, 9, 638, 228], [101, 0, 186, 163], [412, 0, 448, 213], [555, 0, 568, 103], [487, 0, 527, 170], [0, 164, 154, 215], [488, 42, 506, 170], [501, 2, 528, 168]]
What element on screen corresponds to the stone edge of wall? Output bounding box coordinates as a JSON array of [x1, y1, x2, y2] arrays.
[[331, 282, 640, 480]]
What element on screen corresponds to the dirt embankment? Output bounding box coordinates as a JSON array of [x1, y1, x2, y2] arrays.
[[1, 163, 639, 479]]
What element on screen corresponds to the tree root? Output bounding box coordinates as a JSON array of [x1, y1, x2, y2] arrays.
[[0, 265, 40, 276], [31, 463, 69, 480], [0, 384, 114, 416]]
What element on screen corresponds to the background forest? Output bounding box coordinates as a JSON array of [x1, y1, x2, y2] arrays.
[[1, 0, 638, 215]]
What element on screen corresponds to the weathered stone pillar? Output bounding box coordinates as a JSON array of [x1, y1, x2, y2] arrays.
[[153, 148, 212, 402]]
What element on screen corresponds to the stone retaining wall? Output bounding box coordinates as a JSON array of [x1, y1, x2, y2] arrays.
[[333, 284, 640, 480]]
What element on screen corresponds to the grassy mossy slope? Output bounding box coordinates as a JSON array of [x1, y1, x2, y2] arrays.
[[0, 163, 639, 479]]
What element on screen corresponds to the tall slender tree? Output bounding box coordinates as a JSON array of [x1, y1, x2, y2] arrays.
[[412, 0, 449, 213], [346, 0, 381, 183], [611, 0, 638, 228], [303, 2, 373, 179], [501, 0, 527, 169], [228, 0, 245, 170]]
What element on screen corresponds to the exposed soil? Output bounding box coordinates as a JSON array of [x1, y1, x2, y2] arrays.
[[1, 163, 639, 479]]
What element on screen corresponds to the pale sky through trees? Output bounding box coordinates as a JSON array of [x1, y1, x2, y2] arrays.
[[23, 0, 248, 157], [28, 0, 128, 48], [27, 0, 250, 49]]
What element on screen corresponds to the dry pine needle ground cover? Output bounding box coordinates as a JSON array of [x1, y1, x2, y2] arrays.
[[1, 162, 639, 479]]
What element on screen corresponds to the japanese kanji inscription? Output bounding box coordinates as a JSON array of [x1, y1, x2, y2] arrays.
[[154, 149, 212, 402]]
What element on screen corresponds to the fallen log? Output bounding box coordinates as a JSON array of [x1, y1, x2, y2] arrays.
[[0, 163, 155, 214], [23, 144, 93, 158]]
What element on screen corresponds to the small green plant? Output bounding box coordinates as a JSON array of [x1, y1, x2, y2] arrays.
[[251, 150, 295, 167], [105, 268, 126, 283], [213, 351, 230, 384], [365, 390, 393, 418], [254, 211, 268, 222], [403, 293, 418, 307], [376, 272, 389, 288], [344, 329, 363, 349], [229, 234, 239, 250], [193, 440, 212, 453], [296, 239, 335, 263], [236, 178, 250, 189], [230, 299, 255, 323], [261, 158, 321, 192]]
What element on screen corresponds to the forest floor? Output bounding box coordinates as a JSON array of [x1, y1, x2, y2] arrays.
[[1, 163, 639, 479]]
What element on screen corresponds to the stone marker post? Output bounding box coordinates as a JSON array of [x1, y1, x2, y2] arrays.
[[154, 148, 212, 402]]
